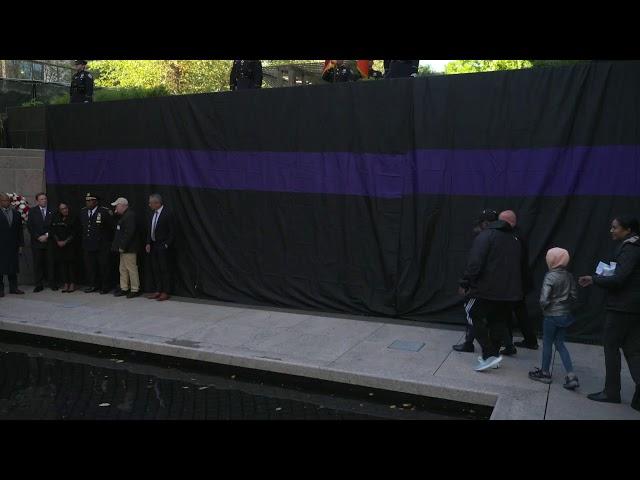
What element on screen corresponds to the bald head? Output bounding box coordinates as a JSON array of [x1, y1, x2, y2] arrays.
[[499, 210, 517, 227]]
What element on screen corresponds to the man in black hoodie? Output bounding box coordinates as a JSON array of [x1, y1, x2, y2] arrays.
[[459, 216, 523, 371], [453, 209, 498, 353]]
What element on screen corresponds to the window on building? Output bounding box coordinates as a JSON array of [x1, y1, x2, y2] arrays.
[[32, 62, 44, 81], [18, 61, 33, 79], [59, 67, 72, 84]]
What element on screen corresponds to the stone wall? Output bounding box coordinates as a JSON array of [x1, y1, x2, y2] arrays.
[[0, 148, 45, 285]]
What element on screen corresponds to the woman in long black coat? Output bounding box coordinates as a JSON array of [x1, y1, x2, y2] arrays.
[[51, 202, 80, 293], [0, 193, 24, 296], [579, 214, 640, 411]]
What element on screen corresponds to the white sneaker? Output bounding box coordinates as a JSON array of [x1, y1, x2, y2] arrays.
[[478, 356, 500, 369], [474, 355, 503, 372]]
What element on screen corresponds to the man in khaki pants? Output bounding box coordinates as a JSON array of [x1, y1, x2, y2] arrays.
[[111, 198, 140, 298]]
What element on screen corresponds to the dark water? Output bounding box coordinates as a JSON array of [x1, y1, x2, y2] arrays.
[[0, 332, 491, 420]]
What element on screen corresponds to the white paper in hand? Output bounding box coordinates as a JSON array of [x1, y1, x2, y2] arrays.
[[596, 261, 617, 277]]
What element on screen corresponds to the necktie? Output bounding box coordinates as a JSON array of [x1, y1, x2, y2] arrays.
[[42, 207, 46, 220], [152, 211, 159, 241]]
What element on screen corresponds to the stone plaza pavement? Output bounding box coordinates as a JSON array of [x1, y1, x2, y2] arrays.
[[0, 288, 638, 420]]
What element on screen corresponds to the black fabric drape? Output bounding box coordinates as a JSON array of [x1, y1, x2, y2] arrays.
[[44, 61, 640, 341]]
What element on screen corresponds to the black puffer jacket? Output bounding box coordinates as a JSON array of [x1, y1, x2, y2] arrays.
[[460, 220, 523, 302], [593, 235, 640, 313]]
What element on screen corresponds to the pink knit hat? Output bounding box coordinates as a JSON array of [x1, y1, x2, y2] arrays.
[[546, 247, 570, 269]]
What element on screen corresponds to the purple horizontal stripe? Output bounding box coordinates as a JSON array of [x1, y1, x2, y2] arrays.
[[45, 146, 640, 198]]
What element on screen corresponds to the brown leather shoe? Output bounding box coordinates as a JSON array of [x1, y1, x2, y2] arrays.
[[147, 292, 160, 299], [156, 293, 170, 301]]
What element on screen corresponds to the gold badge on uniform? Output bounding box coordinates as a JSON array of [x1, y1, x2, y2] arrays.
[[96, 212, 102, 224]]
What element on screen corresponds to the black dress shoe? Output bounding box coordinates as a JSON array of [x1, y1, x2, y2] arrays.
[[0, 290, 4, 297], [84, 287, 98, 293], [50, 286, 59, 291], [500, 345, 517, 356], [33, 286, 44, 293], [100, 289, 111, 295], [514, 340, 539, 350], [9, 289, 25, 295], [113, 290, 128, 297], [453, 342, 475, 353], [587, 391, 621, 404]]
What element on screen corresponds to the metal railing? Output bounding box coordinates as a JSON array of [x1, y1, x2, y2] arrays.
[[1, 60, 74, 85]]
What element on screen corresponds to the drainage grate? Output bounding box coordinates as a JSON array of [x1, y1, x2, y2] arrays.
[[387, 340, 425, 352]]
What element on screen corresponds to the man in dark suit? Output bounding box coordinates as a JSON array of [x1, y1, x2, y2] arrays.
[[229, 60, 263, 91], [322, 60, 356, 83], [27, 192, 57, 292], [79, 192, 114, 294], [384, 60, 419, 79], [0, 193, 25, 297], [145, 193, 175, 301]]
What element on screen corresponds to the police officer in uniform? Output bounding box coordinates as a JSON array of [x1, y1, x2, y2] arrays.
[[80, 193, 114, 293], [70, 60, 94, 103], [384, 60, 419, 79], [322, 60, 355, 83], [230, 60, 263, 91]]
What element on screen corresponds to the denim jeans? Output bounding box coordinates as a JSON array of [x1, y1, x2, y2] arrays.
[[542, 315, 575, 373]]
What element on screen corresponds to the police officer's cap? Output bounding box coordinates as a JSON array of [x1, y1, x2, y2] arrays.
[[85, 192, 98, 201], [75, 60, 88, 65]]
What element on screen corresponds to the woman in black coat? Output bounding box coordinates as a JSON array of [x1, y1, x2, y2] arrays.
[[579, 214, 640, 411], [51, 202, 80, 293], [0, 193, 24, 296]]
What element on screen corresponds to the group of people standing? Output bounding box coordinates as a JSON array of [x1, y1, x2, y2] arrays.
[[0, 192, 175, 302], [228, 60, 421, 91], [70, 60, 420, 100], [456, 207, 640, 412], [321, 60, 419, 83], [2, 190, 639, 412]]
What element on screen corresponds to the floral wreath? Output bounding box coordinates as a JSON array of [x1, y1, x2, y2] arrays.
[[5, 192, 30, 223]]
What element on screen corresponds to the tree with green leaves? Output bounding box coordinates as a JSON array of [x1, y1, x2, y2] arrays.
[[418, 64, 436, 76], [443, 60, 587, 75], [444, 60, 534, 74], [89, 60, 233, 94]]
